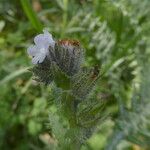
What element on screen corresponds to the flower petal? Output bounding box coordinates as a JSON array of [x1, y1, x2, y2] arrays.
[[32, 53, 46, 64], [27, 45, 38, 56], [38, 53, 46, 63], [43, 29, 55, 48], [32, 56, 39, 64], [34, 33, 45, 46], [28, 29, 56, 65], [34, 30, 55, 49]]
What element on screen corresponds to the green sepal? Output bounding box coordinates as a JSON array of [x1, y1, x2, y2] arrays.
[[51, 62, 71, 90]]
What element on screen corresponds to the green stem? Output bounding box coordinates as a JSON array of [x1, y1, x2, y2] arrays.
[[62, 92, 81, 149]]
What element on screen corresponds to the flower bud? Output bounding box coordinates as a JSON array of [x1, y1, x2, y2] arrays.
[[51, 39, 83, 76]]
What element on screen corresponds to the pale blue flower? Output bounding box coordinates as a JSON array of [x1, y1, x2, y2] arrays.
[[27, 29, 55, 64]]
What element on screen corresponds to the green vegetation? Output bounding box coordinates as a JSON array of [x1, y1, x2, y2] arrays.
[[0, 0, 150, 149]]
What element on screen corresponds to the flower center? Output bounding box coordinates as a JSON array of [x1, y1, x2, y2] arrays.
[[39, 47, 47, 54]]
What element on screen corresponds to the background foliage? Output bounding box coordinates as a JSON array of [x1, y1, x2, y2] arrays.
[[0, 0, 150, 149]]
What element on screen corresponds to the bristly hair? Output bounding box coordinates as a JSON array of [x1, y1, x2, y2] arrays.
[[58, 39, 80, 47]]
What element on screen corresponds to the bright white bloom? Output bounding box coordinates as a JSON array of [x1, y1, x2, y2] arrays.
[[27, 29, 55, 64]]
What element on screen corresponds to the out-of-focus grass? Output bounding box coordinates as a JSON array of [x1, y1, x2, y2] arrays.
[[0, 0, 149, 149], [20, 0, 43, 31]]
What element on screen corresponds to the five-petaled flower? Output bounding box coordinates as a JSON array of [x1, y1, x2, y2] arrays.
[[27, 29, 55, 64]]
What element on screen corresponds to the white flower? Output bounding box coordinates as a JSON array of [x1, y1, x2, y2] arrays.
[[27, 29, 55, 64]]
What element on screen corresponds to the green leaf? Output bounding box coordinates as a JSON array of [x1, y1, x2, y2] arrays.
[[20, 0, 43, 31], [0, 67, 29, 86], [51, 62, 71, 90]]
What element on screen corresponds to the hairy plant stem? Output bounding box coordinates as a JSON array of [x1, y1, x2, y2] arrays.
[[62, 91, 81, 150]]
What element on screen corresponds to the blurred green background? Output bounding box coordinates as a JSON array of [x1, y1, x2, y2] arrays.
[[0, 0, 149, 150]]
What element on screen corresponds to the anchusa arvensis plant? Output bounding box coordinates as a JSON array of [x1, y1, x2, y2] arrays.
[[27, 29, 104, 149]]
